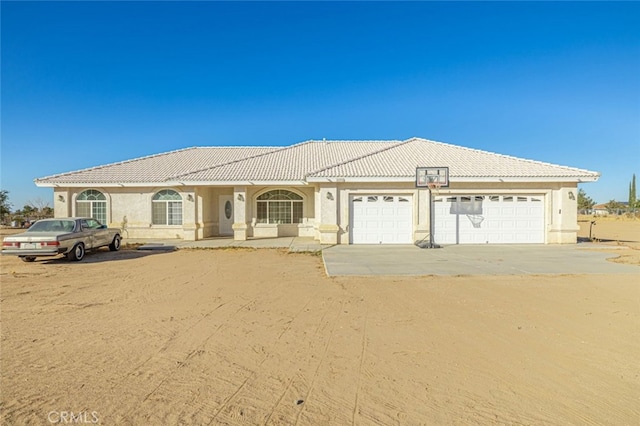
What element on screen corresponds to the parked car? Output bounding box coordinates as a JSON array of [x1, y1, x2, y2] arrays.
[[1, 217, 121, 262]]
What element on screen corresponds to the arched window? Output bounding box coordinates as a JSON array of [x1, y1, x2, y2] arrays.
[[152, 189, 183, 225], [76, 189, 107, 224], [256, 189, 303, 224]]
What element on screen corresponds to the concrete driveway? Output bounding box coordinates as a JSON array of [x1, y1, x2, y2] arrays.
[[322, 244, 640, 276]]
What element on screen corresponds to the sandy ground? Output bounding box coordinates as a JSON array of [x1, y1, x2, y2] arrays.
[[1, 238, 638, 425], [577, 215, 640, 265]]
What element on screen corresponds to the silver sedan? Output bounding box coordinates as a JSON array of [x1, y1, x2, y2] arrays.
[[2, 217, 122, 262]]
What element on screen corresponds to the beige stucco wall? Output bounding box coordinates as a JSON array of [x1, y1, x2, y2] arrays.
[[51, 181, 580, 244], [242, 186, 316, 240]]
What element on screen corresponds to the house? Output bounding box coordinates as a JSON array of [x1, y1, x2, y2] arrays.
[[592, 203, 609, 216], [592, 202, 629, 216], [35, 137, 600, 244]]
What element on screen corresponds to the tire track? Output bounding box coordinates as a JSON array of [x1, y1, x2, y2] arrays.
[[202, 289, 326, 424], [293, 298, 346, 425], [113, 280, 290, 422], [352, 302, 369, 426]]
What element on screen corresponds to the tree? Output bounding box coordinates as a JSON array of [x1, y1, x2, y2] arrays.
[[629, 174, 637, 210], [26, 197, 52, 219], [22, 205, 37, 217], [577, 188, 595, 212], [604, 199, 625, 214], [0, 190, 12, 221]]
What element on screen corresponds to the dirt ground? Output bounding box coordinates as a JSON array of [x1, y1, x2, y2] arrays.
[[1, 236, 638, 425], [577, 215, 640, 265]]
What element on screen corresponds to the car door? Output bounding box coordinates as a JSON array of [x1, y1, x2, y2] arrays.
[[86, 218, 110, 247]]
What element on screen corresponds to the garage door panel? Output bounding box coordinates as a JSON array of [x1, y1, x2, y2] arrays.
[[434, 195, 545, 244], [351, 195, 413, 244]]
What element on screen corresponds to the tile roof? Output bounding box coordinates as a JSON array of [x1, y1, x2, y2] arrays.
[[35, 137, 599, 186], [308, 138, 600, 179], [173, 140, 400, 181], [35, 146, 279, 184]]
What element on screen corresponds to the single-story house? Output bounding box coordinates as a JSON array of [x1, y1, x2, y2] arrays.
[[592, 202, 628, 216], [35, 137, 600, 244]]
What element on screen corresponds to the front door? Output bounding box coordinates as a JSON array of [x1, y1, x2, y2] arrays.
[[219, 195, 234, 236]]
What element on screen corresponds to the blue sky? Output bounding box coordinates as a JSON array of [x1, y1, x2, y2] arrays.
[[1, 1, 639, 210]]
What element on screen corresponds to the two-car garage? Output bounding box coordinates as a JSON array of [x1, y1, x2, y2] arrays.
[[349, 193, 545, 245], [433, 195, 545, 244]]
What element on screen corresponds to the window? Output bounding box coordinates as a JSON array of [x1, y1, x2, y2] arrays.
[[76, 190, 107, 224], [256, 190, 303, 224], [367, 196, 379, 202], [81, 218, 102, 230], [152, 190, 183, 225]]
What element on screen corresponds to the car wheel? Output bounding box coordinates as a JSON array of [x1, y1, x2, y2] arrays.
[[21, 256, 36, 262], [109, 235, 121, 251], [68, 243, 85, 261]]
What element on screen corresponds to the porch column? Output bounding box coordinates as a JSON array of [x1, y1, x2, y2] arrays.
[[232, 186, 248, 240], [548, 186, 578, 243], [414, 188, 430, 243], [182, 188, 198, 241], [318, 186, 339, 244]]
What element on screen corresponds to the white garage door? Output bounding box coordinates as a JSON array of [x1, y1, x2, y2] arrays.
[[433, 195, 544, 244], [350, 195, 413, 244]]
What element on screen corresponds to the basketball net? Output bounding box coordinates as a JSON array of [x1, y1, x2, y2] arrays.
[[427, 182, 442, 195], [466, 214, 484, 228]]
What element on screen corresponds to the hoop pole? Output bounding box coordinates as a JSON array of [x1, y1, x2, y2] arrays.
[[429, 186, 435, 247]]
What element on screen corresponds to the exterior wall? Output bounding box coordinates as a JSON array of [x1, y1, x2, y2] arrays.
[[312, 181, 580, 245], [236, 185, 316, 240], [547, 184, 579, 243], [54, 186, 196, 240], [51, 181, 580, 244], [200, 187, 233, 238], [334, 182, 419, 244]]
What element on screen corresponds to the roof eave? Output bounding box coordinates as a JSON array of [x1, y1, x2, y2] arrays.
[[306, 176, 600, 183], [35, 180, 310, 188]]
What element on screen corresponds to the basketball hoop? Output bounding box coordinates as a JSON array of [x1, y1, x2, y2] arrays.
[[427, 181, 442, 195], [466, 214, 484, 228]]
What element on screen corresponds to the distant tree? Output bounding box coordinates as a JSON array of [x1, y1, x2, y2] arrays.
[[629, 174, 637, 210], [0, 190, 12, 221], [27, 198, 52, 219], [42, 206, 54, 217], [577, 188, 595, 211], [22, 205, 37, 217], [604, 199, 625, 214]]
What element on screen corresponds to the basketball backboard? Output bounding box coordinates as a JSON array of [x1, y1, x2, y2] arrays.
[[416, 167, 449, 187]]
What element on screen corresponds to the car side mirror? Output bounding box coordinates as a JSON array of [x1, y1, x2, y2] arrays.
[[99, 224, 107, 229]]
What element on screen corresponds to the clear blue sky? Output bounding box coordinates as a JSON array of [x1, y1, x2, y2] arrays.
[[1, 1, 638, 209]]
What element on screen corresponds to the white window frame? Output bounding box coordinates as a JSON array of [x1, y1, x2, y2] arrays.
[[152, 189, 183, 226], [76, 189, 108, 224], [255, 189, 304, 225]]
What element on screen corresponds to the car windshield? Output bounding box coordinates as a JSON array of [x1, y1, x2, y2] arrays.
[[28, 220, 76, 233]]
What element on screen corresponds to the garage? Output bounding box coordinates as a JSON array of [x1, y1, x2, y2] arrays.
[[350, 195, 413, 244], [433, 195, 545, 244]]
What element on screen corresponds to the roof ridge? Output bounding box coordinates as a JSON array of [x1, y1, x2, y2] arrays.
[[34, 146, 199, 183], [168, 144, 295, 180], [408, 137, 599, 176], [305, 139, 405, 177]]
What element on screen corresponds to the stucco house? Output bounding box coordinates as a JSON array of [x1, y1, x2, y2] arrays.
[[35, 137, 599, 245]]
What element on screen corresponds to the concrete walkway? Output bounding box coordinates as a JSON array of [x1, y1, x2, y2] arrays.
[[322, 243, 640, 276], [123, 236, 330, 253]]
